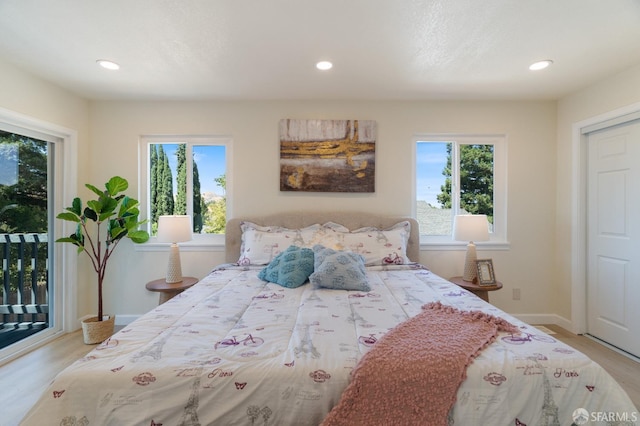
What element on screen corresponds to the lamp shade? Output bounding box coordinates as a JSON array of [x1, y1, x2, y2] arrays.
[[453, 214, 489, 282], [453, 215, 489, 242], [157, 215, 192, 243]]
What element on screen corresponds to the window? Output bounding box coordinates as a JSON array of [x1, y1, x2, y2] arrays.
[[139, 135, 231, 246], [414, 134, 507, 247]]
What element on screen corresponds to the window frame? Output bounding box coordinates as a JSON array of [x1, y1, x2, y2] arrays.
[[138, 134, 232, 251], [413, 133, 509, 250]]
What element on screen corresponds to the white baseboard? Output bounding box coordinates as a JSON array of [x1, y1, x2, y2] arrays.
[[114, 315, 140, 326], [78, 314, 140, 328], [512, 313, 574, 333]]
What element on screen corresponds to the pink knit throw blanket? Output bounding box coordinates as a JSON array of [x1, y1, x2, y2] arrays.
[[322, 301, 519, 426]]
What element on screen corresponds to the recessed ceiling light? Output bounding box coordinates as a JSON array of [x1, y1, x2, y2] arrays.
[[316, 61, 333, 71], [96, 59, 120, 70], [529, 60, 553, 71]]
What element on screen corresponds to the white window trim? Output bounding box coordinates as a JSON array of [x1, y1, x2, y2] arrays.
[[412, 133, 509, 251], [137, 134, 232, 251]]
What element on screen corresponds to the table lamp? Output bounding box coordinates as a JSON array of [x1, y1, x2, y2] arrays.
[[453, 214, 489, 282], [157, 215, 193, 283]]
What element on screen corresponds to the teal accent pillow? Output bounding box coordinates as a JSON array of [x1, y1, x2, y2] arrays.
[[310, 245, 370, 291], [258, 245, 314, 288]]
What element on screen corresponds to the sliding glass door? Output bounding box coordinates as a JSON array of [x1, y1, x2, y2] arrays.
[[0, 131, 52, 350]]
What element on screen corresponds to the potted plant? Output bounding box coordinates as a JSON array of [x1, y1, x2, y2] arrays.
[[56, 176, 149, 344]]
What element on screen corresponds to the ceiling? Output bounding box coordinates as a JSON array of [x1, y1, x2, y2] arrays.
[[1, 0, 640, 102]]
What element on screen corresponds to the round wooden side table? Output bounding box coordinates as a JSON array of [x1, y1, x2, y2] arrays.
[[448, 276, 502, 303], [145, 276, 198, 304]]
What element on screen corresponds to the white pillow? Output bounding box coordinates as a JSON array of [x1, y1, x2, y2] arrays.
[[329, 221, 412, 265], [237, 220, 412, 266], [237, 221, 349, 265]]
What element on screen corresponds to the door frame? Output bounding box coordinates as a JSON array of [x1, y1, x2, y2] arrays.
[[571, 101, 640, 334], [0, 107, 78, 365]]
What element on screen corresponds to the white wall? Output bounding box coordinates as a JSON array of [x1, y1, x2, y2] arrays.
[[0, 58, 93, 325], [556, 63, 640, 324], [0, 55, 563, 326], [89, 100, 558, 319], [0, 60, 89, 130]]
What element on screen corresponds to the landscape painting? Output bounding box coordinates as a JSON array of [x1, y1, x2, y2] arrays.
[[279, 119, 376, 192]]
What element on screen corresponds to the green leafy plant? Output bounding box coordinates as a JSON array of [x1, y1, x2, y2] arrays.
[[56, 176, 149, 321]]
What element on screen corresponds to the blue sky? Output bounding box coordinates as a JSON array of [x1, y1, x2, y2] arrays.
[[416, 142, 448, 206], [163, 144, 226, 195]]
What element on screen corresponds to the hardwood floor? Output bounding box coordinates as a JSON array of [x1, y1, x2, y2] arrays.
[[1, 325, 638, 425], [544, 324, 640, 411], [1, 330, 97, 426]]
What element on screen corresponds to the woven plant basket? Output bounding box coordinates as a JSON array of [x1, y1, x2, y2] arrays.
[[81, 315, 115, 344]]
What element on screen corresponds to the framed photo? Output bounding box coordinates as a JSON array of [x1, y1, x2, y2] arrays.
[[475, 259, 496, 285]]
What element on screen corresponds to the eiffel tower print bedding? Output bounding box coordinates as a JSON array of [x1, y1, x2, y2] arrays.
[[22, 264, 637, 425]]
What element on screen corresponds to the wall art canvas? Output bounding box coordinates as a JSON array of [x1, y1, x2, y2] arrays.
[[279, 119, 376, 192]]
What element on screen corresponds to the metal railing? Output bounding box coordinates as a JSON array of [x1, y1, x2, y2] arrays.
[[0, 233, 49, 349]]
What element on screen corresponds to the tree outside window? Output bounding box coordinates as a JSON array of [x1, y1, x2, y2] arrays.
[[416, 135, 505, 242], [436, 143, 494, 223], [147, 141, 226, 236]]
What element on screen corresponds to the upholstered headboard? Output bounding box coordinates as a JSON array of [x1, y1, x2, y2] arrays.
[[225, 211, 420, 264]]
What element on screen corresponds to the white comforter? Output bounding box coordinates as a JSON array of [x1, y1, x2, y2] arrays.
[[22, 265, 637, 425]]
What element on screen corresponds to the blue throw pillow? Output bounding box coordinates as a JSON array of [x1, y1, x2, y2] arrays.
[[258, 245, 314, 288], [309, 245, 370, 291]]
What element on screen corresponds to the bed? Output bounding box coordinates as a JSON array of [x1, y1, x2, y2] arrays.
[[22, 212, 637, 425]]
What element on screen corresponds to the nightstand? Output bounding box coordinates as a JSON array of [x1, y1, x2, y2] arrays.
[[145, 277, 198, 304], [448, 276, 502, 302]]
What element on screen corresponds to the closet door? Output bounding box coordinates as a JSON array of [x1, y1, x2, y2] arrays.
[[586, 119, 640, 357]]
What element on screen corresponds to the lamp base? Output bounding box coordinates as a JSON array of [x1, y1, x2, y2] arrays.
[[166, 243, 183, 283], [462, 242, 477, 282]]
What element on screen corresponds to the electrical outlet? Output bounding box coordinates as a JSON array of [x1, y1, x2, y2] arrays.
[[513, 288, 521, 300]]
